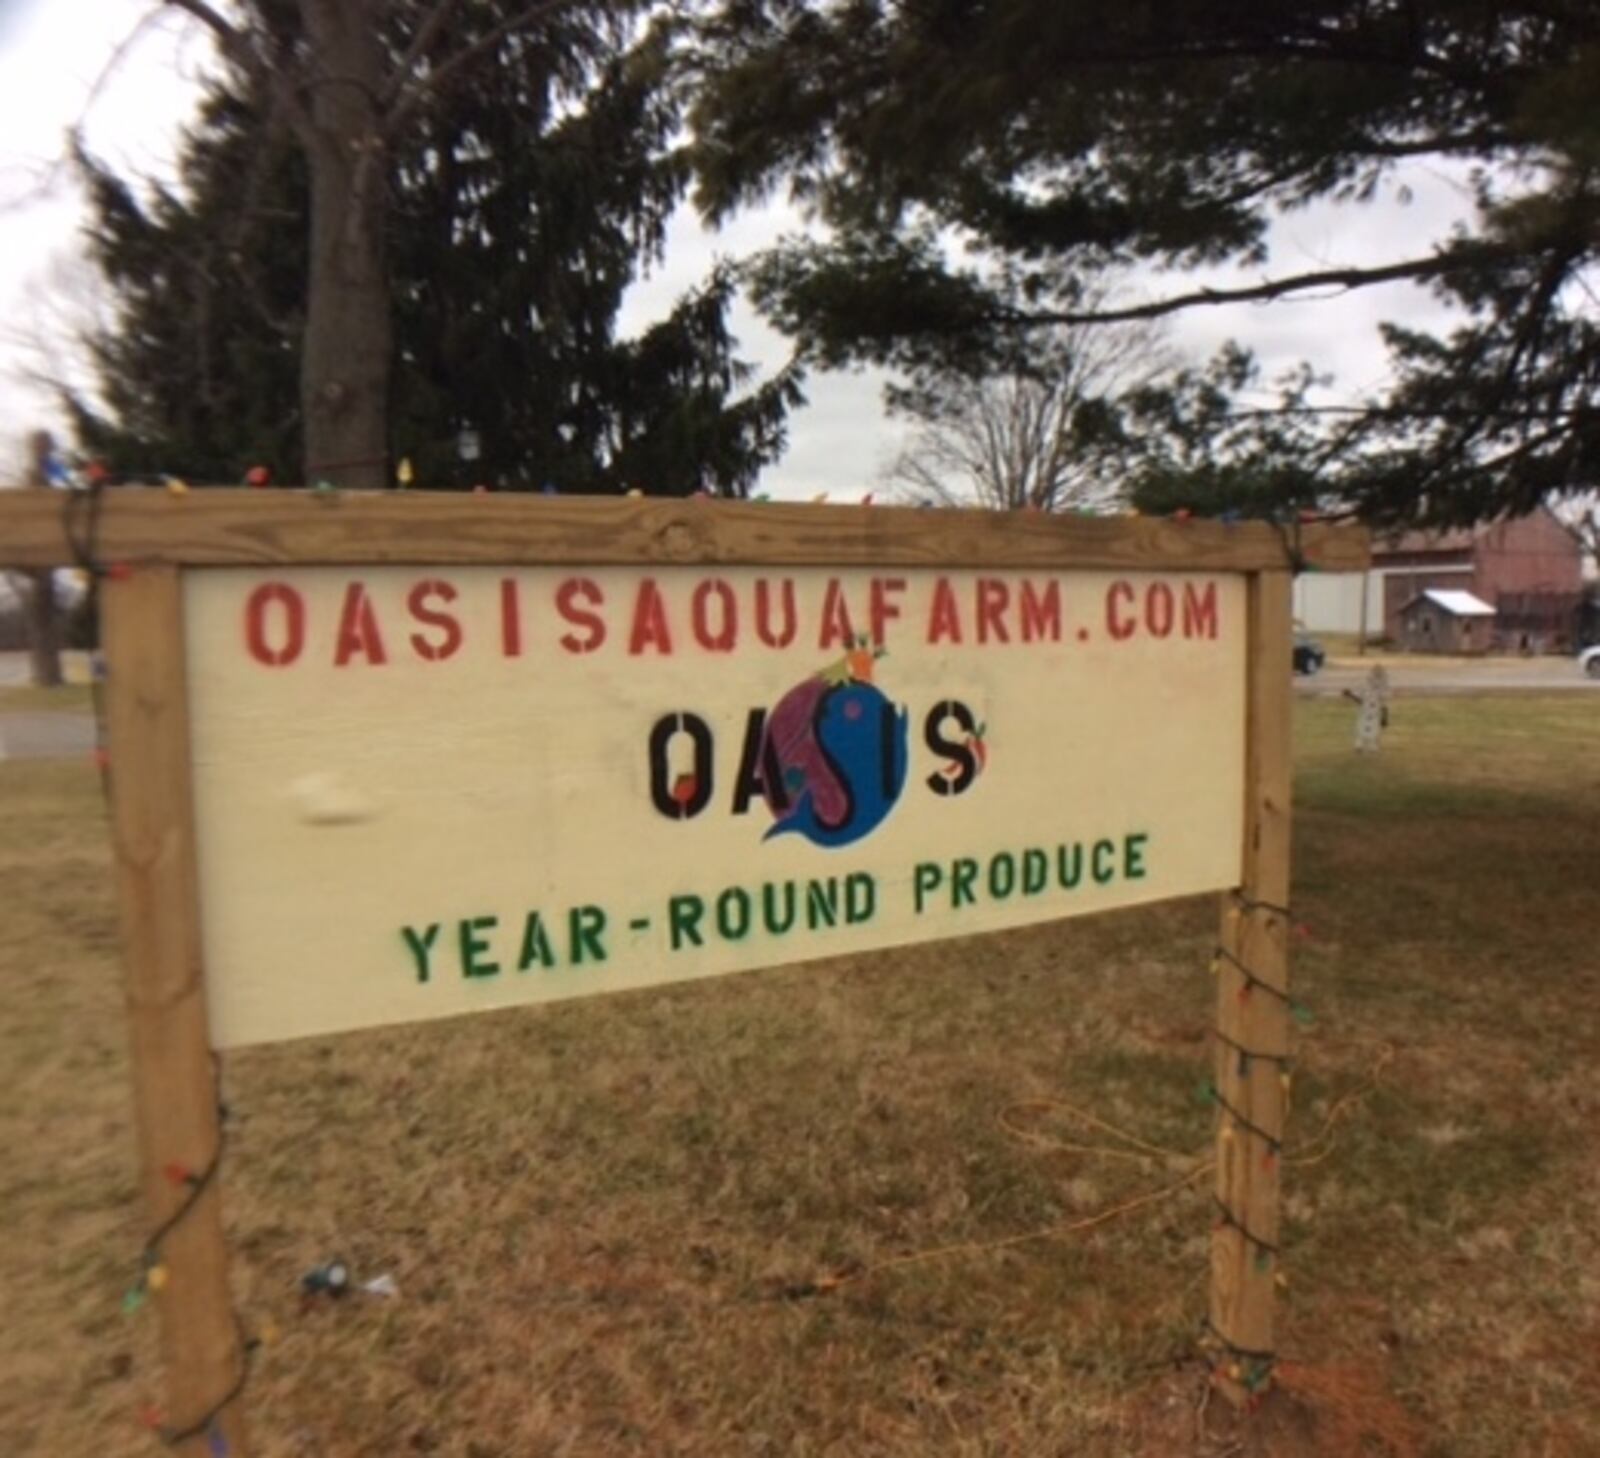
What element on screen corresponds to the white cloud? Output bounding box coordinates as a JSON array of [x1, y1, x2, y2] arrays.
[[0, 0, 212, 467]]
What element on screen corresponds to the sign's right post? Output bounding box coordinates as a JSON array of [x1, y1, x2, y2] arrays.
[[1209, 568, 1294, 1405]]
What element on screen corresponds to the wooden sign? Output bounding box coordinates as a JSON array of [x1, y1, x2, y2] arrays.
[[0, 490, 1368, 1451], [186, 565, 1247, 1047]]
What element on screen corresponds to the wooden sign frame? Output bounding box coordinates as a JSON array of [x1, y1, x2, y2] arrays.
[[0, 489, 1368, 1452]]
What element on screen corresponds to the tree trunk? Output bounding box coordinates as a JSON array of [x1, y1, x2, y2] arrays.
[[26, 572, 64, 688], [23, 429, 62, 686], [299, 0, 392, 491]]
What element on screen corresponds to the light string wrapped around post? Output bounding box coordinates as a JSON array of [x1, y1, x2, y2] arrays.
[[1212, 945, 1314, 1026], [121, 1067, 258, 1455], [1231, 893, 1293, 921], [1205, 891, 1304, 1407], [143, 1317, 257, 1454], [123, 1121, 225, 1313], [1212, 1196, 1280, 1266], [1203, 1082, 1284, 1170], [1199, 1316, 1278, 1396], [1210, 1024, 1294, 1082]]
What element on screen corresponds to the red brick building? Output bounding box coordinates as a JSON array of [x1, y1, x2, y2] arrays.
[[1375, 507, 1584, 650]]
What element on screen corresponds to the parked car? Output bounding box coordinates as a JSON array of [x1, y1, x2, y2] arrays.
[[1293, 631, 1326, 675], [1579, 644, 1600, 679]]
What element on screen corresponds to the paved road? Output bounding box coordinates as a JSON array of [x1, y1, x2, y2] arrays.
[[0, 710, 95, 760], [1298, 657, 1600, 697], [0, 650, 90, 687]]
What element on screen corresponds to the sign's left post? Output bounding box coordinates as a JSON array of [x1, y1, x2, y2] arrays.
[[104, 565, 251, 1457]]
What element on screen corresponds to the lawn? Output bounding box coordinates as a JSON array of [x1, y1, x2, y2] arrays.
[[1, 695, 1596, 1457]]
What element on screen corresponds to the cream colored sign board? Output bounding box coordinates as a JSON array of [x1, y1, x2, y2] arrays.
[[184, 565, 1246, 1047]]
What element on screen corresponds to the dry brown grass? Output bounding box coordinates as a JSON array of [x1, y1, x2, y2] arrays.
[[0, 682, 92, 712], [1, 695, 1597, 1457]]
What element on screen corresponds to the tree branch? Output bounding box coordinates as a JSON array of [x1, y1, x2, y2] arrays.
[[1003, 246, 1519, 327], [384, 0, 572, 134], [1032, 33, 1498, 91], [163, 0, 313, 140], [382, 0, 462, 109], [164, 0, 241, 45], [1357, 131, 1515, 158]]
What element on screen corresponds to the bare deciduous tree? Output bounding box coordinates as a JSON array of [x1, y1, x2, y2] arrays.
[[883, 315, 1171, 512], [1554, 492, 1600, 579], [1, 251, 113, 412]]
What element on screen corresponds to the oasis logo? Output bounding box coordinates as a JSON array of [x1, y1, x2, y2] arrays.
[[647, 641, 987, 848]]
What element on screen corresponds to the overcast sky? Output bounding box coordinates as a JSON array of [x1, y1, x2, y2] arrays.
[[0, 0, 1476, 497]]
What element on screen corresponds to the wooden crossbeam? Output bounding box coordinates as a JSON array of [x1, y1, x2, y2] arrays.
[[0, 487, 1370, 572]]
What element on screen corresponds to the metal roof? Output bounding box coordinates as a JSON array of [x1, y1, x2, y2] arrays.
[[1412, 588, 1497, 617]]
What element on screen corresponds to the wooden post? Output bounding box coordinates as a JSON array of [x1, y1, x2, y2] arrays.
[[103, 566, 251, 1456], [1209, 569, 1293, 1404]]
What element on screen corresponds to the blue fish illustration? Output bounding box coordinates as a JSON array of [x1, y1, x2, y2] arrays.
[[766, 681, 908, 848]]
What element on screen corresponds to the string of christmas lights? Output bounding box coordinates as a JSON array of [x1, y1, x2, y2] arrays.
[[1212, 1195, 1281, 1264], [141, 1319, 257, 1454], [123, 1086, 254, 1451], [1230, 892, 1294, 922], [121, 1070, 256, 1454], [1211, 945, 1315, 1025], [1210, 1024, 1294, 1078], [1199, 1316, 1278, 1396], [1205, 893, 1308, 1404], [1204, 1082, 1284, 1169], [122, 1124, 225, 1314]]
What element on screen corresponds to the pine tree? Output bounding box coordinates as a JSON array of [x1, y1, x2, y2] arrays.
[[75, 0, 802, 495], [690, 1, 1600, 525]]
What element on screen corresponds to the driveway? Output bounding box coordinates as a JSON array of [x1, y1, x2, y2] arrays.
[[0, 710, 95, 760]]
